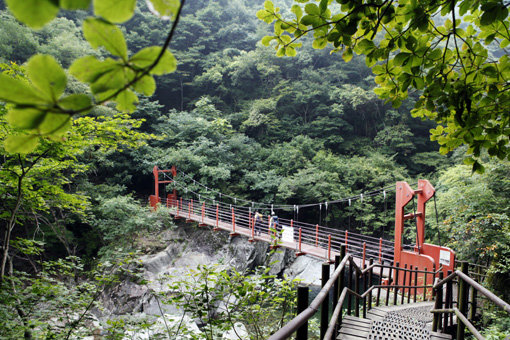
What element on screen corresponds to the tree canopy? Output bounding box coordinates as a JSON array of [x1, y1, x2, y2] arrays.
[[257, 0, 510, 172], [0, 0, 180, 154]]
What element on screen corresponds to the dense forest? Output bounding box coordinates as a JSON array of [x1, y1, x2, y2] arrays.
[[0, 0, 509, 338]]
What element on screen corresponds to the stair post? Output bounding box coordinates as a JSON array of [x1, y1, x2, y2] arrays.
[[338, 245, 346, 327], [368, 258, 373, 312], [394, 262, 400, 306], [432, 271, 443, 332], [296, 286, 309, 340], [333, 255, 340, 310], [444, 270, 453, 329], [320, 262, 330, 340], [355, 268, 360, 317], [347, 262, 353, 315], [457, 262, 469, 340]]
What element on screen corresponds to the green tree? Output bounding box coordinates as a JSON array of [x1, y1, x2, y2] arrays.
[[435, 159, 510, 299], [163, 264, 299, 340], [257, 0, 510, 172], [1, 0, 182, 154], [0, 62, 152, 279]]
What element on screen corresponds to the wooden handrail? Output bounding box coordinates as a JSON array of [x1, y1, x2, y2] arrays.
[[324, 287, 349, 340], [370, 263, 442, 275], [430, 308, 483, 340], [434, 270, 510, 313]]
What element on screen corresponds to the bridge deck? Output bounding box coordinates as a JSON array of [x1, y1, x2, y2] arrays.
[[169, 207, 391, 277]]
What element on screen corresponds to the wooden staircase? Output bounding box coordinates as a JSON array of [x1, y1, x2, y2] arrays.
[[338, 302, 452, 340]]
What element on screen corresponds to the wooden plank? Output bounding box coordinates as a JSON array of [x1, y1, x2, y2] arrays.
[[430, 331, 452, 339], [338, 329, 369, 339], [344, 315, 371, 322], [340, 328, 369, 336], [340, 324, 370, 332], [342, 322, 372, 328], [366, 310, 386, 318], [340, 328, 369, 337], [343, 315, 372, 324], [337, 333, 367, 340]]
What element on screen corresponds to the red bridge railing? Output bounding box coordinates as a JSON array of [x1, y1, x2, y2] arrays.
[[161, 196, 396, 264]]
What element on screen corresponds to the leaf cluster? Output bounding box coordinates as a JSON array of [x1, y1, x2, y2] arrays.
[[1, 0, 180, 153], [257, 0, 510, 172]]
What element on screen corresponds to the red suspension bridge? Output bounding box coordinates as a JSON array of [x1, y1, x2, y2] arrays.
[[149, 166, 455, 281]]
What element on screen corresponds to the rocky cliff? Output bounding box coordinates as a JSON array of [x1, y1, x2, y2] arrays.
[[100, 222, 325, 318]]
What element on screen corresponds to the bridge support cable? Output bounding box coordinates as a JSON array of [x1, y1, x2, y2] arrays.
[[169, 168, 398, 212]]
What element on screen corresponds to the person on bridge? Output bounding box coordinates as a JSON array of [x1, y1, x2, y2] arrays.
[[254, 211, 263, 236], [270, 213, 281, 239]]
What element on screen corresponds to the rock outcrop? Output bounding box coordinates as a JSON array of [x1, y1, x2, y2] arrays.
[[100, 222, 325, 319]]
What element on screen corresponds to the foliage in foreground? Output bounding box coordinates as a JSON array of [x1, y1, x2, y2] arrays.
[[0, 248, 145, 339], [257, 0, 510, 172], [160, 264, 300, 340]]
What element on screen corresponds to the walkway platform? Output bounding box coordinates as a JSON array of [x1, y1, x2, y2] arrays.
[[338, 302, 451, 340]]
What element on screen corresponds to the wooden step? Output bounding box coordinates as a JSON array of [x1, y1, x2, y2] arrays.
[[337, 316, 371, 340], [430, 331, 452, 339]]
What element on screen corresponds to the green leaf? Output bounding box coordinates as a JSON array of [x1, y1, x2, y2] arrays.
[[0, 74, 47, 106], [285, 47, 297, 57], [300, 15, 319, 26], [261, 36, 275, 46], [38, 113, 71, 137], [26, 55, 67, 102], [342, 47, 353, 62], [89, 65, 127, 94], [291, 5, 303, 20], [58, 94, 92, 112], [304, 3, 319, 15], [428, 49, 442, 60], [6, 108, 47, 129], [319, 0, 328, 13], [472, 161, 485, 174], [130, 47, 177, 75], [463, 156, 476, 165], [69, 56, 118, 83], [5, 0, 59, 29], [147, 0, 180, 19], [481, 65, 498, 77], [115, 89, 139, 112], [60, 0, 91, 10], [93, 0, 136, 23], [83, 18, 128, 59], [264, 0, 274, 12], [132, 75, 156, 96], [458, 0, 473, 16], [4, 135, 39, 154], [312, 38, 327, 49], [355, 39, 376, 54], [480, 3, 498, 26], [394, 52, 410, 66]]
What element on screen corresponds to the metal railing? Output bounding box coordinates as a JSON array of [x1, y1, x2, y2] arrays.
[[163, 196, 398, 263], [269, 245, 439, 340], [431, 262, 510, 340]]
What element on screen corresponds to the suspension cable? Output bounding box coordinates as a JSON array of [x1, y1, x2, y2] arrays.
[[168, 169, 399, 211]]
